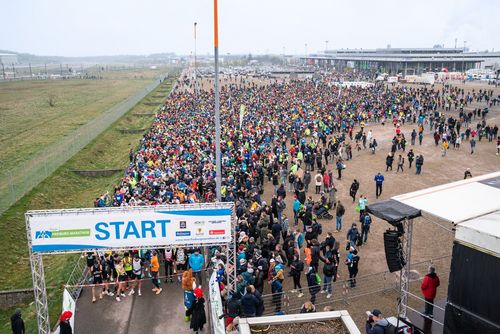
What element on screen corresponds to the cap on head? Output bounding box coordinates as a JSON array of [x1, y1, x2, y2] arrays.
[[371, 309, 382, 317]]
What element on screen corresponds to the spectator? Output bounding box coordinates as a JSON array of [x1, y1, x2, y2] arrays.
[[189, 249, 204, 286], [421, 266, 440, 318], [374, 172, 385, 198], [10, 308, 24, 334]]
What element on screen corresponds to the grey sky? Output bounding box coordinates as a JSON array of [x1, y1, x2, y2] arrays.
[[1, 0, 499, 57]]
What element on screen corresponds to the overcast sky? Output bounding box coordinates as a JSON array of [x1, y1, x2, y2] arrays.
[[1, 0, 499, 57]]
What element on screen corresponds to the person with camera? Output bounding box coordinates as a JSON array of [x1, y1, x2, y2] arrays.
[[365, 309, 394, 334]]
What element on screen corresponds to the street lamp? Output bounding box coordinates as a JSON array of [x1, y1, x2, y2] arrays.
[[325, 40, 329, 53]]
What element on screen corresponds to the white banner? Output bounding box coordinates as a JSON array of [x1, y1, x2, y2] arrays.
[[209, 271, 225, 334], [53, 289, 76, 334], [27, 204, 233, 253]]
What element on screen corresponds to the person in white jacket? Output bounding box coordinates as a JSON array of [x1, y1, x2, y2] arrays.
[[314, 172, 323, 194]]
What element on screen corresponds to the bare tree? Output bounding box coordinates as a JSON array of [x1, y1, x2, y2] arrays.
[[47, 94, 57, 107]]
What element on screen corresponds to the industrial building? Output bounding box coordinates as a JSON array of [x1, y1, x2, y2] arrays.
[[304, 47, 500, 75], [0, 53, 19, 65]]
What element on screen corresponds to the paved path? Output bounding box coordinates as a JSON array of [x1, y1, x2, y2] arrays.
[[74, 280, 197, 334]]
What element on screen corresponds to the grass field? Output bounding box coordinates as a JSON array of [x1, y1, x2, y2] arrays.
[[0, 67, 168, 173], [0, 74, 176, 333]]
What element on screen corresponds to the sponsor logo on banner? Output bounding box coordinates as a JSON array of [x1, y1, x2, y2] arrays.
[[194, 220, 205, 225], [176, 231, 191, 237], [209, 229, 225, 235], [179, 221, 187, 229], [35, 229, 91, 239], [195, 228, 204, 236]]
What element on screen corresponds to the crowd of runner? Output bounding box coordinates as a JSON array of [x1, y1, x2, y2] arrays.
[[90, 69, 498, 332]]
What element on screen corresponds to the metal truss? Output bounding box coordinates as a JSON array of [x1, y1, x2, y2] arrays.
[[25, 202, 237, 334], [26, 213, 50, 334], [225, 205, 237, 293], [398, 218, 414, 318]]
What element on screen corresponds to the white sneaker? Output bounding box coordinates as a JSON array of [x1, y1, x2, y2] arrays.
[[320, 290, 327, 294], [120, 293, 126, 298], [128, 289, 135, 296], [297, 293, 304, 298], [103, 290, 109, 296], [290, 289, 298, 293], [327, 294, 332, 299], [138, 290, 142, 296], [116, 297, 121, 302], [108, 291, 114, 297]]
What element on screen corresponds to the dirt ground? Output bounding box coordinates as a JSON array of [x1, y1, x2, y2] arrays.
[[194, 75, 500, 329]]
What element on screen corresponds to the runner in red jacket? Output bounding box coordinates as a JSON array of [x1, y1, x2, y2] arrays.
[[421, 266, 440, 318]]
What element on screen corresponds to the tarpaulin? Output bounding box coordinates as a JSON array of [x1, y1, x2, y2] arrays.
[[366, 199, 421, 226]]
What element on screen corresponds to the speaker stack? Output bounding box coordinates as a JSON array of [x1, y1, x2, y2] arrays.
[[384, 230, 406, 272]]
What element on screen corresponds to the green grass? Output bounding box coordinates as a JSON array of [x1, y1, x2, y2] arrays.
[[0, 74, 177, 334], [0, 67, 168, 173]]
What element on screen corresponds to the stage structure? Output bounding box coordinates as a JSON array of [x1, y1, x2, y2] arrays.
[[26, 202, 236, 334], [367, 199, 421, 318]]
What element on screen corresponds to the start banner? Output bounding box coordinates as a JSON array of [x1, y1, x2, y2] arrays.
[[27, 204, 233, 254]]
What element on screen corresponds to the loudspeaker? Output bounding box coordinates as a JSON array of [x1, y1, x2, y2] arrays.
[[384, 230, 405, 272]]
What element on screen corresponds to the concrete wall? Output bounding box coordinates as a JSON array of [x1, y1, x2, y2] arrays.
[[0, 289, 34, 309]]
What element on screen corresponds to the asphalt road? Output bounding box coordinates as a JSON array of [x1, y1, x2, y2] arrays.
[[74, 279, 201, 334]]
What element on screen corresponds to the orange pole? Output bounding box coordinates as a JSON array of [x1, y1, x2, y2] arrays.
[[214, 0, 219, 48]]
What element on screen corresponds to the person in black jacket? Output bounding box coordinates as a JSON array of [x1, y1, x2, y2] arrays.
[[385, 153, 394, 171], [59, 311, 73, 334], [306, 266, 321, 304], [222, 294, 241, 327], [251, 285, 265, 316], [322, 258, 335, 298], [241, 286, 259, 317], [290, 254, 304, 297], [10, 308, 25, 334], [310, 239, 328, 273], [349, 180, 359, 202], [190, 288, 207, 333]]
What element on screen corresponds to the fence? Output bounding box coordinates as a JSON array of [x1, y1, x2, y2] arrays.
[[0, 74, 170, 216], [259, 255, 451, 316]]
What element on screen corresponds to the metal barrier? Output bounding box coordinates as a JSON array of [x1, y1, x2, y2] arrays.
[[64, 255, 90, 301], [258, 255, 451, 316]]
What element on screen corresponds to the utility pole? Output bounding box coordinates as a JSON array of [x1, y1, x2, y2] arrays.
[[325, 40, 329, 53], [60, 63, 63, 76], [1, 62, 5, 80], [45, 63, 48, 77], [12, 64, 15, 79], [29, 63, 32, 78], [213, 0, 222, 202], [454, 38, 457, 49]]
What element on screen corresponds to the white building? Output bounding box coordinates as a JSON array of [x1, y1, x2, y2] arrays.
[[0, 53, 19, 64]]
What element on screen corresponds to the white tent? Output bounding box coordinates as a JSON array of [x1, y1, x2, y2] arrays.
[[392, 171, 500, 224], [455, 210, 500, 255]]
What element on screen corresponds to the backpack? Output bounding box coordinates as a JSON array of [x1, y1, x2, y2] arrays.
[[382, 322, 398, 334], [363, 215, 372, 226], [313, 222, 323, 235]]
